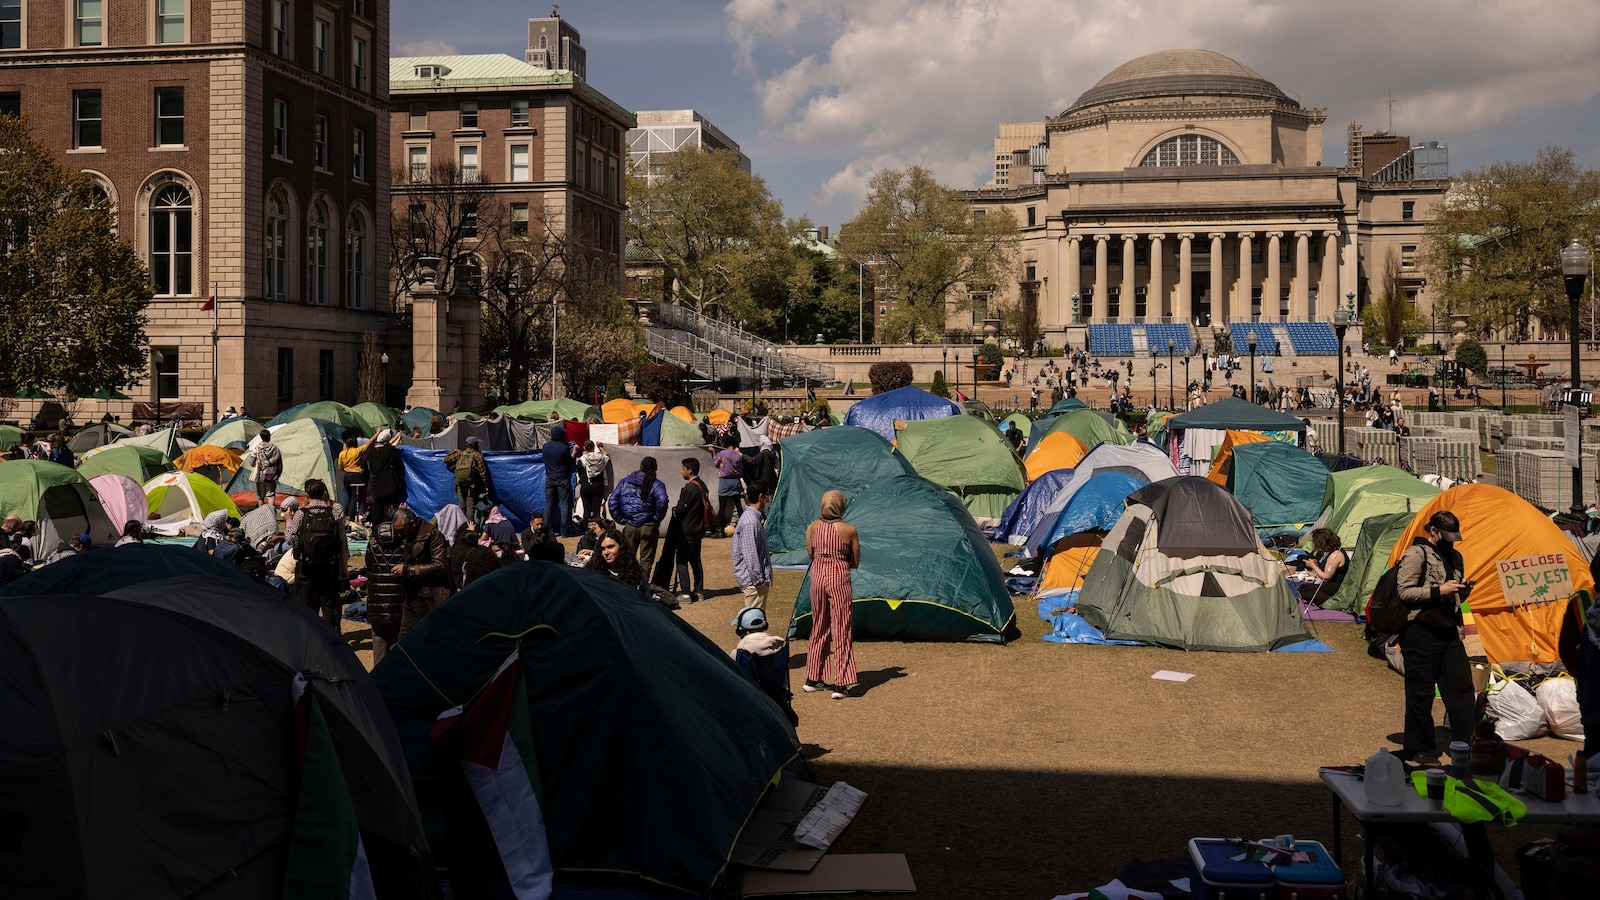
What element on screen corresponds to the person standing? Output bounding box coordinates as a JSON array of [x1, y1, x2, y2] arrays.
[[543, 423, 578, 537], [338, 436, 368, 523], [246, 429, 283, 507], [652, 456, 710, 603], [390, 508, 452, 641], [286, 478, 347, 630], [365, 430, 406, 524], [804, 490, 862, 700], [363, 521, 406, 664], [444, 436, 492, 524], [1396, 510, 1475, 764], [714, 436, 745, 536], [731, 489, 772, 612], [577, 440, 609, 524], [608, 456, 668, 589]]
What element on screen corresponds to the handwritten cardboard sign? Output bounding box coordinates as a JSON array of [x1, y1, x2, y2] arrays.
[[1497, 552, 1571, 608]]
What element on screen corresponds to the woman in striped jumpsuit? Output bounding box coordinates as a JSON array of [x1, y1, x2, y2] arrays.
[[804, 490, 862, 700]]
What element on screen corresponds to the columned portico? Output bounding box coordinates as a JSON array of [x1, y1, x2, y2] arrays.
[[1321, 230, 1340, 317], [1093, 235, 1109, 317], [1176, 233, 1194, 324], [1293, 230, 1313, 319], [1264, 231, 1283, 319], [1148, 233, 1165, 322], [1236, 232, 1255, 322], [1065, 235, 1082, 319], [1208, 232, 1226, 326], [1120, 234, 1138, 317]]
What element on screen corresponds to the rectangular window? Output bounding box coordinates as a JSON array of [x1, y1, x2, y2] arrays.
[[1079, 241, 1095, 265], [76, 0, 101, 46], [1250, 241, 1263, 264], [157, 0, 185, 44], [970, 295, 987, 326], [1107, 287, 1120, 318], [1402, 200, 1416, 221], [408, 146, 427, 183], [0, 93, 18, 117], [73, 90, 101, 148], [458, 145, 478, 180], [155, 87, 184, 146], [352, 0, 366, 16], [156, 348, 179, 399], [270, 1, 288, 57], [313, 115, 328, 169], [511, 100, 530, 126], [460, 208, 478, 239], [1134, 287, 1147, 319], [0, 0, 20, 49], [351, 128, 366, 181], [276, 348, 293, 403], [351, 37, 367, 91], [408, 102, 427, 131], [608, 161, 617, 199], [408, 203, 426, 240], [1026, 207, 1036, 227], [1402, 244, 1417, 269], [575, 150, 585, 189], [272, 99, 288, 158], [509, 144, 530, 182], [318, 349, 334, 400], [510, 203, 529, 237], [459, 101, 478, 129], [1135, 240, 1149, 268], [313, 19, 330, 75], [1025, 265, 1036, 282]]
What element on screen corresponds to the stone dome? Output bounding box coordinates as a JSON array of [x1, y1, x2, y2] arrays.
[[1066, 50, 1290, 113]]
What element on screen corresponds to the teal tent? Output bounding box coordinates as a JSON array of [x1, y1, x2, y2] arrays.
[[895, 414, 1025, 527], [1223, 441, 1330, 536], [1167, 397, 1308, 436], [201, 416, 262, 449], [350, 402, 401, 435], [263, 402, 309, 427], [1046, 398, 1089, 415], [766, 426, 916, 565], [400, 406, 439, 433], [788, 473, 1019, 643], [1322, 511, 1414, 615], [373, 563, 797, 896]]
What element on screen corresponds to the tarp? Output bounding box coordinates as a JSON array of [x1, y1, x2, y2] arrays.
[[494, 397, 601, 423], [350, 401, 402, 435], [1075, 476, 1310, 652], [88, 474, 147, 534], [0, 575, 434, 895], [1022, 442, 1178, 557], [1204, 430, 1273, 484], [1386, 484, 1593, 665], [1319, 465, 1440, 547], [640, 409, 663, 445], [1167, 397, 1308, 432], [1322, 511, 1413, 615], [200, 416, 262, 449], [0, 543, 255, 595], [603, 444, 724, 534], [788, 473, 1019, 642], [67, 422, 133, 453], [1035, 408, 1133, 452], [398, 447, 546, 533], [77, 444, 175, 484], [1037, 471, 1149, 556], [1225, 441, 1331, 535], [278, 400, 364, 433], [840, 385, 960, 442], [0, 460, 121, 553], [894, 414, 1025, 527], [766, 426, 916, 565], [228, 418, 344, 497], [146, 471, 242, 535], [372, 563, 795, 897], [996, 468, 1074, 546], [1025, 431, 1090, 482]]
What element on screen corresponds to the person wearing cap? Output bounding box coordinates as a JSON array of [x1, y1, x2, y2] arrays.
[[730, 607, 798, 726], [1396, 509, 1474, 765], [731, 488, 772, 612], [444, 436, 493, 525]]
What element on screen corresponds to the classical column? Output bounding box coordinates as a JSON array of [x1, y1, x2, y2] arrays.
[[1120, 234, 1137, 319], [1293, 230, 1313, 319], [1321, 229, 1341, 317], [1148, 233, 1166, 322], [1265, 231, 1283, 320], [1209, 232, 1227, 326], [405, 275, 447, 410], [1093, 235, 1109, 319], [1236, 232, 1255, 321], [1176, 233, 1194, 324], [1065, 235, 1082, 321]]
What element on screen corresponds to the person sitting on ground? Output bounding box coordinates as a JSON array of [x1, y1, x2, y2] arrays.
[[584, 528, 643, 586], [1297, 527, 1349, 606], [483, 505, 517, 547], [114, 520, 144, 547], [458, 532, 509, 588], [0, 534, 29, 585], [519, 511, 558, 559], [730, 606, 798, 726], [575, 517, 605, 562]]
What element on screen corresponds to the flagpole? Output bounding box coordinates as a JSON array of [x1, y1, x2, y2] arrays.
[[211, 282, 219, 423]]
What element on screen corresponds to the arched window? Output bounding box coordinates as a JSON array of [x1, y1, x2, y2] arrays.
[[539, 35, 547, 49], [1139, 135, 1240, 168], [345, 210, 367, 309], [150, 185, 193, 295], [265, 189, 288, 300], [307, 200, 329, 305]]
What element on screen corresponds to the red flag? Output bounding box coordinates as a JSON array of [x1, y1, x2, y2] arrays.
[[199, 291, 215, 311]]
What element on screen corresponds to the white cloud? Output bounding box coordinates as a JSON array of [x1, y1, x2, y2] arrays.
[[396, 39, 460, 57]]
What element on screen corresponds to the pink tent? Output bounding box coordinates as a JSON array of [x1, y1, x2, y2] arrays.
[[89, 473, 148, 535]]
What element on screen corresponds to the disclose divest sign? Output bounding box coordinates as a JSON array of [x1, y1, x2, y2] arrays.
[[1496, 552, 1571, 609]]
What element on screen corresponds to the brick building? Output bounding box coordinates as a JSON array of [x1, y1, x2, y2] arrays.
[[0, 0, 391, 420]]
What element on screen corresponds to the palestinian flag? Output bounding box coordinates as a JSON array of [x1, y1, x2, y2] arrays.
[[432, 651, 553, 899], [283, 673, 376, 899]]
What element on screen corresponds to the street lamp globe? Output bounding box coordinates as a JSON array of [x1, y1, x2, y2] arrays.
[[1563, 239, 1592, 293]]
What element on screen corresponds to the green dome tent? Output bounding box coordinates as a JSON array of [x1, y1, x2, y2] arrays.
[[656, 408, 705, 446], [350, 402, 401, 436], [201, 416, 263, 449], [895, 414, 1025, 528], [228, 418, 344, 497], [1034, 408, 1132, 454], [1321, 511, 1415, 615], [493, 398, 602, 422], [372, 563, 796, 897], [0, 460, 122, 552], [1221, 441, 1330, 537], [116, 426, 185, 460], [400, 407, 439, 433], [1317, 465, 1440, 547], [788, 473, 1019, 643], [77, 444, 175, 484], [1075, 476, 1310, 652], [0, 424, 22, 451], [283, 400, 365, 432], [766, 426, 916, 565]]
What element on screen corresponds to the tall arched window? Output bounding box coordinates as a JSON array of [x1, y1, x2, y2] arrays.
[[1139, 135, 1240, 168], [345, 210, 367, 309], [307, 200, 329, 305], [266, 189, 288, 300], [150, 185, 193, 295]]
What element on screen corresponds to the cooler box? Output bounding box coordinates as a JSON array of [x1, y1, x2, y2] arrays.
[[1274, 840, 1345, 900], [1188, 838, 1274, 900]]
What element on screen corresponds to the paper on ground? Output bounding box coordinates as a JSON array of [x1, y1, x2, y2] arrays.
[[1151, 670, 1196, 683], [793, 781, 867, 850]]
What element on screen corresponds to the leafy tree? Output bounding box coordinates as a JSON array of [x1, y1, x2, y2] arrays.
[[1423, 146, 1600, 337], [929, 370, 950, 398], [749, 243, 863, 344], [635, 362, 691, 408], [867, 361, 913, 394], [0, 115, 152, 395], [978, 343, 1004, 379], [626, 148, 797, 324], [1362, 249, 1427, 347], [1455, 337, 1488, 378], [840, 166, 1020, 344], [605, 372, 630, 401]]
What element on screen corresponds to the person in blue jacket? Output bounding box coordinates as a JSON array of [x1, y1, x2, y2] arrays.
[[607, 456, 668, 590]]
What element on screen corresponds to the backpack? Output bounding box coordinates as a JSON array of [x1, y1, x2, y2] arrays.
[[689, 479, 715, 536], [1364, 545, 1431, 649], [453, 449, 480, 482], [295, 505, 340, 566]]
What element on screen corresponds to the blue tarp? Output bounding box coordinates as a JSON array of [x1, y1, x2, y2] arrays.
[[840, 386, 960, 442], [1037, 593, 1334, 652], [1037, 471, 1149, 555], [641, 410, 663, 446], [995, 469, 1074, 545], [399, 446, 555, 532]]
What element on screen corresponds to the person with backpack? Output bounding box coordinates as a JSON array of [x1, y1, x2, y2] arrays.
[[444, 436, 493, 525], [287, 478, 348, 631], [1393, 510, 1475, 764], [246, 429, 283, 507], [652, 456, 711, 603]]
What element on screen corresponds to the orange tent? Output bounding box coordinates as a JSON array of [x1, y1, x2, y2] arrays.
[[1206, 430, 1273, 484], [174, 444, 244, 473], [1038, 545, 1103, 597], [1387, 484, 1592, 666], [669, 406, 697, 422], [601, 398, 660, 424], [1025, 432, 1090, 483], [705, 408, 733, 427]]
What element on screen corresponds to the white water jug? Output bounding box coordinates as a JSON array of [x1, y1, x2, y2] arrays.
[[1365, 747, 1407, 806]]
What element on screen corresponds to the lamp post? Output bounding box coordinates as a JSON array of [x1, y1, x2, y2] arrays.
[[941, 342, 949, 384], [1501, 336, 1508, 413], [1247, 328, 1258, 404], [1562, 239, 1592, 515], [1070, 293, 1080, 325], [971, 347, 979, 402], [751, 354, 761, 404], [1183, 354, 1191, 407], [1334, 295, 1353, 459], [1167, 338, 1175, 410]]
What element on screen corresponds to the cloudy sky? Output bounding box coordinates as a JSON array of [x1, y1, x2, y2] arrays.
[[393, 0, 1600, 229]]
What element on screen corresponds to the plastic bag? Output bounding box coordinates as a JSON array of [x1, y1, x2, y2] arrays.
[[1485, 673, 1547, 740], [1534, 676, 1584, 741]]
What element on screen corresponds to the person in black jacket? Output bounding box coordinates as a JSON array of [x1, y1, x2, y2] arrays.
[[651, 456, 709, 603], [363, 522, 406, 665], [365, 430, 406, 524], [1395, 510, 1474, 764]]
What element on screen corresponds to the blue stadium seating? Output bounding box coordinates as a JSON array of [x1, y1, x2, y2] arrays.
[[1088, 323, 1134, 356], [1285, 322, 1339, 354], [1228, 323, 1279, 355], [1144, 323, 1193, 355]]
